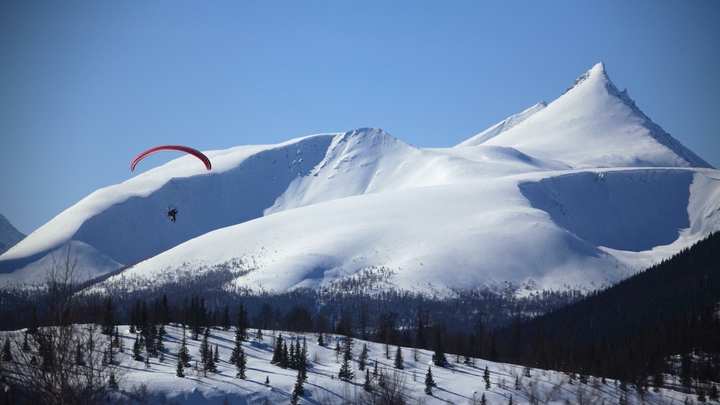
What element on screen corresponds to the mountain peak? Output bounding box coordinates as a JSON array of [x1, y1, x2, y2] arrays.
[[0, 213, 25, 256], [478, 63, 713, 169], [563, 62, 609, 95]]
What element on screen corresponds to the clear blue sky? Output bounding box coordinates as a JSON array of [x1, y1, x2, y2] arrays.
[[1, 1, 719, 235]]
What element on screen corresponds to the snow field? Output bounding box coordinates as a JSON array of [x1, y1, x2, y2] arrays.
[[102, 325, 696, 405]]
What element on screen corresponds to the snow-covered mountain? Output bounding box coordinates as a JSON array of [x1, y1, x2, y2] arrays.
[[2, 62, 719, 294], [0, 213, 25, 256]]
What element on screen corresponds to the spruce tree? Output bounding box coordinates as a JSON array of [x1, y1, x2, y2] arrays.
[[179, 328, 190, 366], [236, 303, 248, 341], [359, 343, 369, 371], [21, 333, 30, 352], [132, 335, 142, 361], [432, 330, 447, 367], [108, 372, 118, 389], [484, 366, 491, 390], [394, 346, 404, 370], [424, 366, 434, 395], [176, 350, 185, 377], [364, 369, 372, 392], [221, 305, 231, 331], [271, 334, 284, 365], [2, 337, 13, 362], [281, 341, 289, 369], [75, 342, 85, 366], [338, 342, 354, 382], [236, 344, 247, 379], [230, 329, 242, 365], [292, 366, 305, 400], [299, 338, 309, 382], [199, 328, 210, 370], [481, 393, 487, 405]]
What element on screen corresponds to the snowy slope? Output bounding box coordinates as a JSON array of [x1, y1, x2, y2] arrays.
[[456, 101, 547, 147], [2, 62, 719, 293], [6, 326, 703, 405], [0, 213, 25, 256]]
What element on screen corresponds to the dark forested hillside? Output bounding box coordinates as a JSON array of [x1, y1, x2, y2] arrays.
[[496, 231, 720, 388]]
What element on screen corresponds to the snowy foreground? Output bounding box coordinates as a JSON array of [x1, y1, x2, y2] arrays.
[[85, 325, 697, 405]]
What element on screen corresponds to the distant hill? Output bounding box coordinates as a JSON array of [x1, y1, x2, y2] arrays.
[[0, 213, 25, 256]]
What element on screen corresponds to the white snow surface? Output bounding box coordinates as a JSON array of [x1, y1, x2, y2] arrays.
[[7, 326, 704, 405], [2, 62, 719, 293]]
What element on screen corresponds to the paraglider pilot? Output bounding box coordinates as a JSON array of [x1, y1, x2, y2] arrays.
[[167, 207, 178, 222]]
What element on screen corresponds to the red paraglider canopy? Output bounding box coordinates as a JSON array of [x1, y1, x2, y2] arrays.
[[130, 145, 212, 171]]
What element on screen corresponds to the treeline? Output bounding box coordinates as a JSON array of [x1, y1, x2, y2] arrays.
[[1, 232, 718, 398], [494, 231, 720, 393]]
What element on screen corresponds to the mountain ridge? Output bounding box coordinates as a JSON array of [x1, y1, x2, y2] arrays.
[[2, 63, 719, 294]]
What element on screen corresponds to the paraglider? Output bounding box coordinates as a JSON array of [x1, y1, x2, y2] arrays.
[[130, 145, 212, 171], [167, 207, 178, 222], [130, 145, 211, 224]]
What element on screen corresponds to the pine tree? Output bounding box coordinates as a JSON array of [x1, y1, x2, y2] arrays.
[[289, 340, 297, 370], [281, 341, 289, 369], [265, 376, 270, 386], [108, 372, 118, 389], [256, 328, 263, 342], [299, 338, 309, 382], [230, 328, 243, 365], [106, 340, 116, 365], [179, 328, 190, 366], [176, 350, 185, 377], [213, 344, 220, 364], [113, 326, 122, 352], [424, 366, 434, 395], [156, 324, 165, 353], [2, 337, 13, 362], [200, 328, 210, 371], [359, 343, 369, 371], [364, 369, 372, 392], [432, 330, 447, 367], [132, 334, 142, 361], [271, 334, 284, 365], [483, 366, 491, 390], [481, 393, 488, 405], [394, 346, 404, 370], [709, 384, 718, 402], [338, 342, 354, 382], [373, 360, 379, 378], [205, 341, 217, 373], [75, 342, 85, 366], [317, 333, 324, 346], [508, 394, 514, 405], [102, 296, 116, 335], [236, 344, 247, 379], [236, 303, 248, 341], [292, 366, 305, 400], [21, 333, 30, 352], [221, 305, 231, 331]]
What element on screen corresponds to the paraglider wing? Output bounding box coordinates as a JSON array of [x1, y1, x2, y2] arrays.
[[130, 145, 212, 171]]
